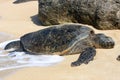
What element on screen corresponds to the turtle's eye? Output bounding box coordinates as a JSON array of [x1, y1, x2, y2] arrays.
[[90, 31, 94, 35], [90, 31, 94, 34]]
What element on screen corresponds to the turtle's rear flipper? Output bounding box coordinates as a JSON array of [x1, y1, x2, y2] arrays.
[[71, 47, 96, 67], [4, 41, 24, 52]]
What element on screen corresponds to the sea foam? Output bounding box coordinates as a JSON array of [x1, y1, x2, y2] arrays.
[[0, 39, 64, 71]]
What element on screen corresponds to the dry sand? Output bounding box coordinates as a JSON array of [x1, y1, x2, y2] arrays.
[[0, 0, 120, 80]]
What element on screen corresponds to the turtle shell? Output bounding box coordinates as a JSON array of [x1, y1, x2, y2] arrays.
[[20, 24, 94, 54]]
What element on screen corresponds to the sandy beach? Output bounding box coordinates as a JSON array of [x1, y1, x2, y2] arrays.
[[0, 0, 120, 80]]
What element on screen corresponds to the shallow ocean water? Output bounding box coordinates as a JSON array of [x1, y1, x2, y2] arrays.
[[0, 39, 64, 71], [0, 32, 16, 43]]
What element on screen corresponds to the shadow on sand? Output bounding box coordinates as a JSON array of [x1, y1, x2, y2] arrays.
[[13, 0, 37, 4], [30, 14, 42, 26]]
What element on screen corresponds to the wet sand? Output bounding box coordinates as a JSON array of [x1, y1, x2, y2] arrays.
[[0, 0, 120, 80]]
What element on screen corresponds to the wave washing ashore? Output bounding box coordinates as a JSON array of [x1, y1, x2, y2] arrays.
[[0, 39, 64, 71]]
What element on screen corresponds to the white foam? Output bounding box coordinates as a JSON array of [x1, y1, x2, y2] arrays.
[[0, 39, 64, 71], [0, 53, 64, 71]]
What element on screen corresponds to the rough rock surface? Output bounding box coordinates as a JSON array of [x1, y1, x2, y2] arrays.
[[38, 0, 120, 30]]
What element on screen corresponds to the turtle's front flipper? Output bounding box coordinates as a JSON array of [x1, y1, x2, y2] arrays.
[[71, 47, 96, 67]]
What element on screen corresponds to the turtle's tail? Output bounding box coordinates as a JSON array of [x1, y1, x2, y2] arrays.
[[4, 40, 24, 52]]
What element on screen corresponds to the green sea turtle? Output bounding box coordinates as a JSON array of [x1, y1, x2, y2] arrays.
[[4, 24, 115, 67]]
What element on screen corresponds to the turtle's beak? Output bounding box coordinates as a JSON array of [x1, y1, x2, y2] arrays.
[[93, 34, 115, 49]]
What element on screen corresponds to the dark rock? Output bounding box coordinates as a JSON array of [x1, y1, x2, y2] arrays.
[[38, 0, 120, 30], [117, 55, 120, 61]]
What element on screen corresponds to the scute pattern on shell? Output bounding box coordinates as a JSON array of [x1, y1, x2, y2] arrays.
[[20, 24, 94, 54]]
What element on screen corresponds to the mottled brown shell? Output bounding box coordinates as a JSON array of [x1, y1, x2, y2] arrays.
[[20, 24, 94, 55]]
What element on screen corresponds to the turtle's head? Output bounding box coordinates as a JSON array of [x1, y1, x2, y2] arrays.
[[93, 34, 115, 49]]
